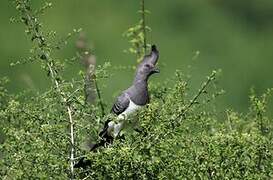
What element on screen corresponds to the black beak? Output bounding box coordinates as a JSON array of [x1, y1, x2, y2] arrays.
[[152, 67, 160, 73]]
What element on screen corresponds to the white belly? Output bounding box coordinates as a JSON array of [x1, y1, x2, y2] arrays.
[[117, 99, 142, 119], [108, 99, 142, 137]]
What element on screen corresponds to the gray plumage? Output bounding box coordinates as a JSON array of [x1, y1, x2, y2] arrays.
[[103, 45, 159, 139], [93, 45, 160, 150], [112, 45, 159, 110]]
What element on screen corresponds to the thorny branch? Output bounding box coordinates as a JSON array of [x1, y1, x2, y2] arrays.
[[14, 1, 76, 178], [168, 71, 218, 134], [136, 71, 218, 149]]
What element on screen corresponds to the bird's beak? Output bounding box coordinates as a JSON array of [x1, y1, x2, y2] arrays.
[[152, 67, 160, 73]]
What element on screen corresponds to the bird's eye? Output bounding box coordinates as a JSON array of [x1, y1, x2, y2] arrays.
[[144, 64, 150, 68]]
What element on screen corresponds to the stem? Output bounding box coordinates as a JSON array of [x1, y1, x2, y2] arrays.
[[257, 111, 264, 135], [94, 76, 105, 117], [16, 2, 76, 178], [165, 71, 217, 137], [67, 106, 75, 177], [182, 71, 217, 117], [47, 62, 75, 178], [138, 71, 218, 149], [141, 0, 147, 53]]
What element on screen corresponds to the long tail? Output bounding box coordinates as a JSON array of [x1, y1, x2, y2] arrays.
[[74, 122, 114, 168], [73, 140, 107, 168]]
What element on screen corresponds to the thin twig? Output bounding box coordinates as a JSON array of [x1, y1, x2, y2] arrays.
[[136, 71, 218, 149], [16, 2, 76, 178], [141, 0, 147, 53], [94, 76, 105, 117], [165, 71, 217, 136], [47, 61, 75, 178], [82, 175, 91, 180], [178, 70, 217, 119], [67, 106, 75, 176]]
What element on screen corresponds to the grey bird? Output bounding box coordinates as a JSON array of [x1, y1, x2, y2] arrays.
[[99, 45, 159, 143], [74, 45, 159, 168]]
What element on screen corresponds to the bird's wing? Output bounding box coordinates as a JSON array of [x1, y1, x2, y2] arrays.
[[111, 92, 130, 115], [98, 93, 129, 140]]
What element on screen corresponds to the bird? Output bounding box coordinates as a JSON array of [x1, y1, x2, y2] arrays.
[[98, 45, 159, 143], [74, 45, 159, 168]]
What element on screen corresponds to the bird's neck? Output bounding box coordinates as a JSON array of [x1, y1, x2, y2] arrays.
[[133, 74, 149, 84], [129, 75, 150, 105], [133, 79, 149, 90], [133, 78, 148, 95]]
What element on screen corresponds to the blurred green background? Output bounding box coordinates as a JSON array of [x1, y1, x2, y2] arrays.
[[1, 0, 273, 113]]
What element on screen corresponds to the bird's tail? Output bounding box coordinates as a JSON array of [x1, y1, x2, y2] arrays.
[[74, 119, 115, 168], [74, 140, 106, 168], [74, 157, 91, 168]]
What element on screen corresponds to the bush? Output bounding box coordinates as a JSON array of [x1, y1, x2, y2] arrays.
[[76, 74, 273, 179], [1, 69, 272, 179], [0, 0, 272, 179]]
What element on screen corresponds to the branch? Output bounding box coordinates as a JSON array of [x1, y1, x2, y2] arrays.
[[137, 71, 218, 149], [15, 1, 76, 178], [141, 0, 147, 53], [178, 70, 217, 119], [94, 76, 105, 117], [162, 71, 217, 139]]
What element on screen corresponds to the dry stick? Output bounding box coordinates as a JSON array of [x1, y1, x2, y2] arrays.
[[17, 4, 76, 178], [84, 67, 96, 104]]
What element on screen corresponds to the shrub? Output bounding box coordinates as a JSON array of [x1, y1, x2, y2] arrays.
[[77, 73, 273, 179], [0, 0, 272, 179]]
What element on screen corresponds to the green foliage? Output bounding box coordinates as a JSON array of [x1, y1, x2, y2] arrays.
[[76, 71, 273, 179], [1, 62, 273, 179], [0, 0, 272, 179], [123, 0, 151, 62], [0, 77, 10, 109]]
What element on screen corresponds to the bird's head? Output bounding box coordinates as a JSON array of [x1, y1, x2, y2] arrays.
[[141, 63, 160, 76], [138, 45, 159, 66], [135, 45, 160, 79]]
